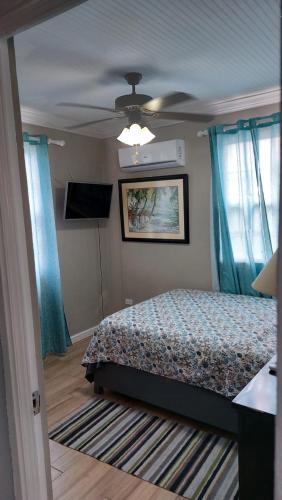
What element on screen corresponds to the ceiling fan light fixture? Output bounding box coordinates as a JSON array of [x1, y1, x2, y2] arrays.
[[117, 127, 132, 146], [117, 123, 155, 146], [139, 126, 156, 146]]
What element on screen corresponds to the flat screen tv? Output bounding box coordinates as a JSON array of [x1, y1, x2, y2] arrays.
[[64, 182, 113, 220]]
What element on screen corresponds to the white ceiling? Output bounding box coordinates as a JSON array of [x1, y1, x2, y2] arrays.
[[15, 0, 280, 138]]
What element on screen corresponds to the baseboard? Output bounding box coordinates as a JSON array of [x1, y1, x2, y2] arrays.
[[71, 326, 94, 344]]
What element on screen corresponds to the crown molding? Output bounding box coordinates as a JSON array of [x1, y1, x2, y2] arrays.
[[21, 106, 102, 138], [210, 86, 280, 115], [21, 86, 280, 138]]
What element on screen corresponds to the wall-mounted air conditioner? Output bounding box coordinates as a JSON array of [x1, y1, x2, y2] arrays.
[[118, 139, 186, 172]]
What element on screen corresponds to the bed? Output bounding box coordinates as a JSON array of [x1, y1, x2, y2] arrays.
[[82, 289, 276, 434]]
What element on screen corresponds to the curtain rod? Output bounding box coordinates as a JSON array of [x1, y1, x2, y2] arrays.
[[197, 113, 279, 138], [25, 134, 66, 148], [197, 129, 208, 138], [26, 134, 66, 147], [48, 139, 66, 147]]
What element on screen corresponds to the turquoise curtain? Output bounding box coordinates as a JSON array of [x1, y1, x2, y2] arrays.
[[23, 133, 71, 357], [209, 112, 280, 296]]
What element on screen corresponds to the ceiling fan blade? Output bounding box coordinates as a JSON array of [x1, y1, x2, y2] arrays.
[[65, 116, 124, 130], [143, 92, 195, 112], [58, 102, 118, 113], [154, 111, 214, 122]]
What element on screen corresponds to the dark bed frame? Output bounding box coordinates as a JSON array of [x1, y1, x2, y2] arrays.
[[93, 363, 238, 435]]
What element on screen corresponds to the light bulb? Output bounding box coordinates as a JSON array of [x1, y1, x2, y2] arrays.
[[129, 123, 142, 145], [117, 127, 134, 146], [117, 123, 155, 146], [139, 126, 156, 145]]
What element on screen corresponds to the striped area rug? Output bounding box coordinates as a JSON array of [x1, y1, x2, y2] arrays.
[[49, 397, 238, 499]]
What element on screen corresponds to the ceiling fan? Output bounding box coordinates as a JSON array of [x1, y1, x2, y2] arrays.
[[58, 72, 214, 146]]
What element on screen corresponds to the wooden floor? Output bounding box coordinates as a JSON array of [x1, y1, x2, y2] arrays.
[[45, 338, 184, 500]]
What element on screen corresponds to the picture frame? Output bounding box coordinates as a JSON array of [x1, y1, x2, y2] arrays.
[[118, 174, 189, 244]]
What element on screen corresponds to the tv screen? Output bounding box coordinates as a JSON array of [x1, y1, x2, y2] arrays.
[[64, 182, 113, 220]]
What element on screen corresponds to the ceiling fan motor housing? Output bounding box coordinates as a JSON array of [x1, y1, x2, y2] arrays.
[[115, 71, 152, 110], [115, 93, 152, 110]]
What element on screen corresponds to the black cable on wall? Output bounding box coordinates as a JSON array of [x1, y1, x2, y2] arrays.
[[97, 221, 105, 319]]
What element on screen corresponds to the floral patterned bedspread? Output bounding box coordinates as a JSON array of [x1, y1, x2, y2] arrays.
[[82, 289, 277, 398]]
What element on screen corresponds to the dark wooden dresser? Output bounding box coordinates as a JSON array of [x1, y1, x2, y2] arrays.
[[233, 358, 276, 500]]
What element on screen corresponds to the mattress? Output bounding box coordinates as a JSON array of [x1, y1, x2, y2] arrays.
[[82, 289, 276, 398]]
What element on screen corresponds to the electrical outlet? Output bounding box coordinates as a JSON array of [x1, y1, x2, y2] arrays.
[[125, 298, 133, 306]]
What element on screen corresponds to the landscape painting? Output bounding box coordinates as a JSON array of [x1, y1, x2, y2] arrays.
[[127, 185, 179, 233], [119, 175, 189, 243]]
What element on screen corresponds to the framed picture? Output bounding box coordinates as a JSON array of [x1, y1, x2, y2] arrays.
[[118, 174, 189, 243]]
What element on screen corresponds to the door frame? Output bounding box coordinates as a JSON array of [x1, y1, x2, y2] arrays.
[[0, 37, 52, 500], [0, 2, 86, 499], [275, 87, 282, 498]]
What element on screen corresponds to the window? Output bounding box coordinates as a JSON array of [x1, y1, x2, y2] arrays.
[[221, 126, 279, 264]]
